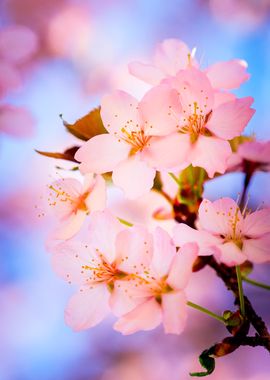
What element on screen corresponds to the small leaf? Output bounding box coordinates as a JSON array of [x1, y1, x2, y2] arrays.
[[190, 350, 215, 377], [229, 135, 254, 152], [36, 146, 80, 163], [62, 107, 107, 141], [152, 171, 163, 192]]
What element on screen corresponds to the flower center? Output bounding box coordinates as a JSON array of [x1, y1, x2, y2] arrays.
[[120, 127, 151, 155], [48, 184, 89, 213]]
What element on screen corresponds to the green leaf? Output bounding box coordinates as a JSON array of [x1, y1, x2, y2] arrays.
[[190, 350, 215, 377], [61, 107, 108, 141], [35, 146, 80, 163]]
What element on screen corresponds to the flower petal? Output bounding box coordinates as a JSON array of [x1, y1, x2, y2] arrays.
[[199, 198, 243, 236], [162, 291, 187, 334], [217, 242, 246, 266], [190, 136, 231, 177], [85, 175, 107, 212], [173, 223, 220, 256], [167, 243, 198, 290], [150, 227, 176, 278], [65, 285, 110, 331], [206, 60, 250, 90], [128, 61, 164, 85], [112, 157, 155, 199], [139, 84, 181, 136], [207, 97, 255, 140], [0, 62, 21, 97], [116, 225, 153, 273], [113, 298, 162, 335], [88, 210, 123, 263], [243, 234, 270, 264], [243, 209, 270, 238], [143, 132, 190, 170], [75, 133, 129, 174], [53, 210, 86, 240], [101, 90, 141, 134]]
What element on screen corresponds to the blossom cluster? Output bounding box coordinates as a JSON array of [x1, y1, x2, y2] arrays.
[[44, 39, 270, 337]]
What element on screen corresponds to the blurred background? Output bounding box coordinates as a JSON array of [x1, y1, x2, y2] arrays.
[[0, 0, 270, 379]]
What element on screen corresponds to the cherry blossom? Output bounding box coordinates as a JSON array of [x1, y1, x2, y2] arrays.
[[50, 211, 153, 331], [173, 198, 270, 266], [0, 104, 35, 138], [129, 38, 250, 90], [75, 88, 185, 199], [113, 228, 198, 335], [227, 140, 270, 173], [142, 67, 255, 177], [47, 174, 106, 240]]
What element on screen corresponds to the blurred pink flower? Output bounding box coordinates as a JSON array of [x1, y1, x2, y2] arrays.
[[227, 140, 270, 173], [0, 25, 38, 64], [75, 89, 185, 198], [0, 61, 21, 98], [173, 197, 270, 266], [114, 231, 198, 335], [47, 174, 106, 240], [50, 211, 153, 331], [129, 39, 250, 90], [0, 104, 35, 138], [143, 67, 255, 177]]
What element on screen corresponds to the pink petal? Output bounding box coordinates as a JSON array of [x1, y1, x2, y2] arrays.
[[238, 140, 270, 164], [207, 97, 255, 140], [53, 210, 86, 240], [112, 156, 155, 199], [51, 241, 97, 284], [243, 209, 270, 238], [84, 175, 107, 212], [128, 61, 164, 85], [143, 132, 191, 170], [150, 227, 176, 278], [199, 198, 243, 236], [173, 223, 220, 256], [110, 280, 149, 317], [0, 25, 38, 64], [154, 39, 192, 76], [75, 134, 129, 174], [0, 104, 35, 137], [0, 63, 21, 98], [162, 291, 187, 334], [88, 210, 123, 263], [217, 242, 247, 266], [65, 285, 110, 331], [172, 67, 214, 116], [116, 225, 153, 273], [190, 135, 231, 177], [139, 84, 181, 136], [113, 298, 162, 335], [167, 243, 198, 290], [213, 91, 236, 108], [243, 234, 270, 264], [206, 59, 250, 90], [101, 90, 141, 134]]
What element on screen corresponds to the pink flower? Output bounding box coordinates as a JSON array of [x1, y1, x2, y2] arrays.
[[47, 174, 106, 240], [0, 104, 35, 138], [50, 210, 153, 331], [0, 61, 21, 99], [173, 198, 270, 266], [129, 39, 249, 90], [113, 228, 198, 335], [75, 89, 186, 198], [227, 140, 270, 173], [142, 67, 255, 177]]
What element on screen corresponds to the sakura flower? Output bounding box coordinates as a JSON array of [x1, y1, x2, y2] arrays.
[[142, 67, 255, 177], [51, 211, 153, 331], [227, 140, 270, 173], [75, 88, 185, 199], [113, 228, 198, 335], [0, 104, 35, 138], [129, 38, 250, 90], [47, 174, 106, 240], [173, 197, 270, 266]]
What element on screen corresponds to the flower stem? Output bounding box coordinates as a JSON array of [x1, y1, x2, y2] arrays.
[[236, 265, 245, 316], [243, 276, 270, 291], [187, 301, 226, 324]]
